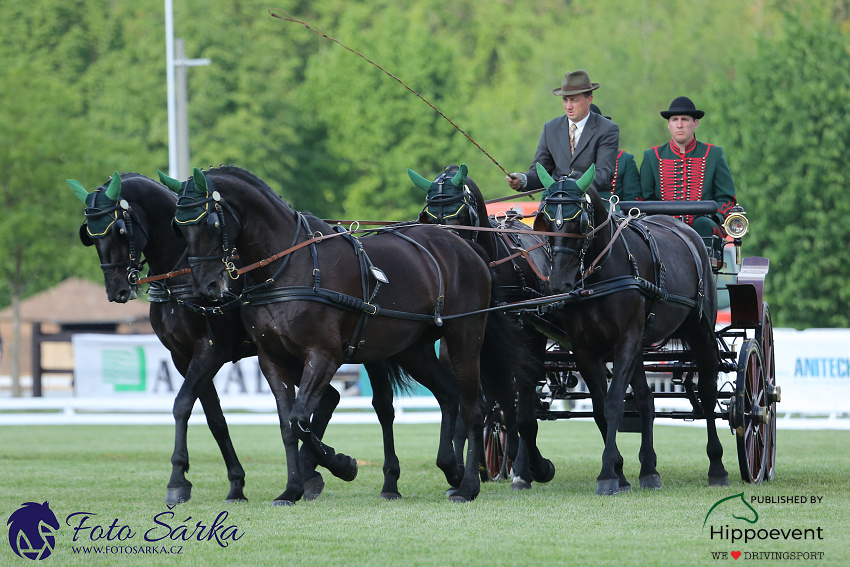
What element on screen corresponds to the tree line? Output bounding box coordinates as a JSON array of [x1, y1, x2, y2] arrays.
[[1, 0, 848, 331]]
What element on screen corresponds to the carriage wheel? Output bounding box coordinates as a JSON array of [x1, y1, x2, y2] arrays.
[[731, 338, 768, 483], [757, 303, 779, 481], [484, 410, 511, 481]]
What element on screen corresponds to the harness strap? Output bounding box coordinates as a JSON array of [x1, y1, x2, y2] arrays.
[[241, 286, 435, 322], [581, 210, 638, 279], [490, 236, 550, 282]]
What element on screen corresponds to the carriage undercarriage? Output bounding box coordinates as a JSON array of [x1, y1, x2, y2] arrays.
[[484, 231, 779, 487]]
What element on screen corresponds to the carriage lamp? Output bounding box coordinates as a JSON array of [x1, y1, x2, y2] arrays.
[[724, 206, 749, 239]]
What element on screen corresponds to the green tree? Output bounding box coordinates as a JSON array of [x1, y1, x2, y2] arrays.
[[711, 11, 850, 328]]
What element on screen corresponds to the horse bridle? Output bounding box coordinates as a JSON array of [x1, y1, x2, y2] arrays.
[[420, 172, 480, 239], [540, 189, 594, 261], [82, 199, 148, 287], [175, 187, 242, 280]]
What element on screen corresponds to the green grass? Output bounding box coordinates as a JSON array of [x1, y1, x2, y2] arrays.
[[1, 421, 847, 566]]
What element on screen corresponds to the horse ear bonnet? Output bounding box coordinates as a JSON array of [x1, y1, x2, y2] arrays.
[[413, 164, 470, 222], [174, 173, 213, 226], [78, 175, 122, 241]]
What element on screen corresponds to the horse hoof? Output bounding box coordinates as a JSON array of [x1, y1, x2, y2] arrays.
[[272, 499, 296, 507], [639, 473, 662, 490], [166, 486, 191, 505], [530, 459, 556, 483], [447, 490, 477, 503], [445, 487, 458, 499], [225, 497, 248, 503], [708, 473, 730, 487], [511, 478, 532, 491], [303, 473, 325, 501], [596, 479, 621, 496], [331, 456, 358, 482], [225, 487, 247, 502], [380, 491, 402, 501]]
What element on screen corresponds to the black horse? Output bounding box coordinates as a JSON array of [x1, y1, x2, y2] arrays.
[[69, 172, 339, 503], [533, 163, 727, 494], [408, 164, 556, 489], [169, 165, 500, 503]]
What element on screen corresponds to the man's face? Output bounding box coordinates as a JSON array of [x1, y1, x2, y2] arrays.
[[667, 115, 698, 146], [562, 94, 592, 122]]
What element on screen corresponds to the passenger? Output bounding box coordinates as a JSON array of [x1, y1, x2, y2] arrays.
[[639, 96, 737, 254], [506, 69, 619, 200], [588, 104, 640, 203]]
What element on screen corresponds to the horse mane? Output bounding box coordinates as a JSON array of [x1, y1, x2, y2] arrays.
[[205, 165, 293, 209]]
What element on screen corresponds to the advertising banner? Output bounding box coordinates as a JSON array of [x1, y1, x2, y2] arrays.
[[774, 328, 850, 416]]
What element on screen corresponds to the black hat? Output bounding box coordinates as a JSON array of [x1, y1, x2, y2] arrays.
[[660, 96, 704, 119], [589, 103, 611, 120]]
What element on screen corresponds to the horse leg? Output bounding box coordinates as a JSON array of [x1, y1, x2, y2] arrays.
[[573, 353, 629, 493], [511, 360, 556, 489], [395, 342, 464, 489], [289, 356, 358, 483], [697, 355, 729, 486], [438, 340, 468, 468], [166, 359, 216, 505], [364, 360, 403, 499], [442, 323, 487, 503], [596, 344, 646, 495], [298, 385, 341, 500], [512, 334, 553, 488], [196, 382, 247, 502], [630, 367, 661, 489], [259, 359, 304, 506]]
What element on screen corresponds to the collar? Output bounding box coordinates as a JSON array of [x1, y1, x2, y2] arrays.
[[571, 111, 592, 136], [669, 136, 697, 157]]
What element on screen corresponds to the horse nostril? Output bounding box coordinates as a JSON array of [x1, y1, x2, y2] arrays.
[[205, 282, 220, 298]]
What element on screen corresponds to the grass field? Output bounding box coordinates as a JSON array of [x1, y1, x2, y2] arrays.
[[1, 421, 847, 566]]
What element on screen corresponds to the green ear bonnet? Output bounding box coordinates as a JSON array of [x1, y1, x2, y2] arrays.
[[536, 163, 596, 228], [68, 172, 126, 239], [408, 164, 476, 223]]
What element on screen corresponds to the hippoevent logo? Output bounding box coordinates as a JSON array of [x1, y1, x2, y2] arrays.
[[704, 492, 826, 561], [6, 502, 244, 560], [7, 502, 60, 560]]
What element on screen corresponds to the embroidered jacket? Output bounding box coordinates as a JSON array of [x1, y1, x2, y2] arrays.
[[612, 150, 640, 201], [638, 138, 737, 226]]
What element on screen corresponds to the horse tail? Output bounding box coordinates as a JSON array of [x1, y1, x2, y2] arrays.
[[384, 357, 418, 396]]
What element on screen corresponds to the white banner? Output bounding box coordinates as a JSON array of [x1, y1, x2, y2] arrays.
[[71, 334, 360, 398], [774, 328, 850, 416], [72, 330, 850, 417]]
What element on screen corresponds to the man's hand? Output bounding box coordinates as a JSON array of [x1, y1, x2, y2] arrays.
[[506, 172, 527, 191]]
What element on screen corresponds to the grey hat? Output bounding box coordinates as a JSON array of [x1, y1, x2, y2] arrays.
[[552, 69, 600, 96]]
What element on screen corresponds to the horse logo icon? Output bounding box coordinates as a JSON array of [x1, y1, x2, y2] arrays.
[[703, 492, 759, 528], [7, 502, 60, 560]]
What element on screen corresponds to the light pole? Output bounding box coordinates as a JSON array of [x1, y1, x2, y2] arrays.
[[165, 0, 210, 179]]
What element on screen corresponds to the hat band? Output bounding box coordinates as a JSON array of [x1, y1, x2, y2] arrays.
[[563, 84, 593, 91]]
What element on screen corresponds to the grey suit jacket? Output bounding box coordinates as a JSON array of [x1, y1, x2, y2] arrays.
[[524, 112, 620, 195]]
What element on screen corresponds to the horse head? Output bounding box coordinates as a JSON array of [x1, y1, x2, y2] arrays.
[[162, 168, 241, 300], [409, 163, 483, 228], [533, 162, 596, 294], [69, 172, 151, 303]]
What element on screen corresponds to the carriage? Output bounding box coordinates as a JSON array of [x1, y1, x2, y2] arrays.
[[481, 197, 779, 487]]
